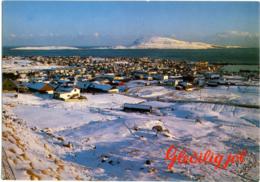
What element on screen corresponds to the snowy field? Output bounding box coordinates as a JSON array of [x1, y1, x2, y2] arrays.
[[126, 81, 260, 106], [2, 58, 64, 72], [2, 88, 260, 181]]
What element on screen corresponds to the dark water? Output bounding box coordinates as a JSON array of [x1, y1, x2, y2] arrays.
[[3, 47, 259, 65]]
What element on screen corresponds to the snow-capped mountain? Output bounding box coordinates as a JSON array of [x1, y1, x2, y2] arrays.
[[114, 36, 240, 49]]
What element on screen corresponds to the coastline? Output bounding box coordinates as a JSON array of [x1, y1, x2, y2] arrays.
[[3, 47, 259, 65]]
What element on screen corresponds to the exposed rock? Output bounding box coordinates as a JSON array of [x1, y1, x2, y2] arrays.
[[63, 142, 73, 149], [145, 160, 152, 165], [152, 125, 163, 132], [133, 126, 139, 131], [57, 136, 64, 142], [148, 167, 157, 173], [195, 118, 202, 124], [100, 154, 109, 162], [31, 127, 38, 131]]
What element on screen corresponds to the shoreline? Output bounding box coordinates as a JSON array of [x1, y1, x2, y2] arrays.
[[2, 48, 259, 65]]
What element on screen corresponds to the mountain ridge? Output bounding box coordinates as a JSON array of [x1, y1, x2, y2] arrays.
[[113, 36, 240, 49]]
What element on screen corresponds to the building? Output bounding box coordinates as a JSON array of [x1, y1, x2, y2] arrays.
[[123, 103, 152, 113], [53, 86, 81, 101], [88, 82, 113, 93], [76, 80, 91, 92], [205, 72, 220, 80], [27, 82, 55, 94], [207, 80, 218, 87], [177, 81, 194, 91], [152, 74, 168, 81]]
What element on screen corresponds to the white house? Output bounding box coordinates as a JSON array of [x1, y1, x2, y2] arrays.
[[53, 86, 81, 101]]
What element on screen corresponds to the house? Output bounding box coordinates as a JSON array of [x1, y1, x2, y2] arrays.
[[163, 79, 179, 87], [205, 72, 220, 80], [152, 74, 168, 80], [114, 76, 125, 81], [194, 75, 206, 87], [145, 76, 153, 81], [48, 81, 59, 90], [123, 103, 152, 113], [76, 80, 91, 92], [195, 61, 208, 68], [17, 77, 29, 83], [108, 88, 119, 93], [27, 82, 55, 94], [207, 80, 218, 87], [111, 80, 125, 86], [183, 75, 196, 82], [53, 86, 81, 101], [217, 78, 227, 85], [117, 85, 127, 92], [17, 73, 28, 81], [195, 79, 206, 87], [88, 82, 113, 93], [95, 78, 111, 84], [133, 71, 147, 79], [177, 81, 194, 91], [57, 78, 72, 85]]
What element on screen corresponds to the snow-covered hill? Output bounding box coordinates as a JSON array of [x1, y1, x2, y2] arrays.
[[12, 46, 80, 50], [114, 36, 240, 49], [2, 86, 259, 180]]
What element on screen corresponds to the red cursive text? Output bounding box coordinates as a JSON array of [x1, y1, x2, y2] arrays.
[[165, 145, 247, 170]]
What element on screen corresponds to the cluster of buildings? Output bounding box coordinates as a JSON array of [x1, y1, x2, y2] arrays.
[[3, 56, 257, 102]]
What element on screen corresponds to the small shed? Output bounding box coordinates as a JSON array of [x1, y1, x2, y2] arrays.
[[123, 103, 152, 113]]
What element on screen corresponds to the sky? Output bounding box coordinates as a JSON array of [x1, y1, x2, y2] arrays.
[[3, 1, 259, 47]]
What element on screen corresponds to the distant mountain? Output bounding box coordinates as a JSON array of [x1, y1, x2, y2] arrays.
[[12, 46, 80, 50], [114, 36, 240, 49]]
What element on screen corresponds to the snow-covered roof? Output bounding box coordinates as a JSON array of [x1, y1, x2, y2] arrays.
[[55, 86, 79, 93], [76, 81, 91, 89], [27, 82, 53, 91], [89, 83, 112, 91]]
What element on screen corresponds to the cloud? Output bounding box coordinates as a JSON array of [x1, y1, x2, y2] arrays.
[[209, 31, 259, 48], [94, 32, 99, 38], [216, 31, 257, 38]]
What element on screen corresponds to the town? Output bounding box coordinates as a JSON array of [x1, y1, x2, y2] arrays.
[[2, 1, 260, 180], [3, 56, 259, 104], [3, 55, 259, 181]]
